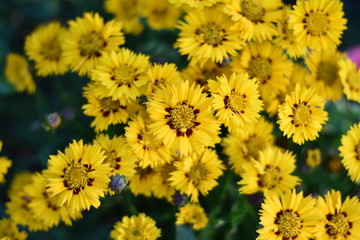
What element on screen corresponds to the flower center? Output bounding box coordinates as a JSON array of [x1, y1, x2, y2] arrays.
[[355, 145, 360, 161], [112, 65, 136, 85], [167, 103, 199, 137], [258, 165, 281, 189], [103, 149, 121, 171], [100, 97, 121, 117], [131, 229, 141, 237], [244, 135, 264, 160], [304, 11, 329, 36], [293, 104, 311, 126], [316, 61, 339, 85], [224, 91, 247, 114], [275, 210, 302, 238], [326, 213, 350, 236], [247, 57, 272, 83], [241, 0, 265, 23], [199, 24, 224, 46], [41, 38, 62, 61], [188, 163, 208, 186], [137, 130, 162, 151], [78, 31, 106, 58], [64, 162, 89, 190]]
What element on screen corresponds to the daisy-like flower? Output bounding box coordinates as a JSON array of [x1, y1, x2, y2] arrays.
[[306, 148, 321, 167], [104, 0, 143, 35], [151, 162, 176, 202], [338, 57, 360, 103], [169, 0, 221, 9], [147, 63, 182, 97], [93, 134, 136, 178], [222, 117, 275, 175], [277, 84, 328, 145], [175, 7, 243, 66], [4, 53, 35, 94], [176, 204, 209, 230], [208, 72, 263, 135], [91, 49, 150, 105], [313, 190, 360, 240], [169, 148, 224, 202], [24, 21, 69, 76], [43, 140, 112, 213], [24, 173, 82, 229], [147, 80, 220, 156], [128, 166, 156, 197], [288, 0, 347, 51], [238, 146, 300, 195], [339, 122, 360, 183], [0, 141, 11, 183], [63, 12, 124, 76], [305, 49, 344, 101], [230, 41, 292, 102], [110, 213, 161, 240], [224, 0, 283, 42], [125, 113, 172, 168], [257, 190, 320, 240], [141, 0, 181, 30], [0, 218, 27, 240]]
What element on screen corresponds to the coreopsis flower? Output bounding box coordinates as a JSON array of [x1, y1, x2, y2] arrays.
[[43, 140, 112, 213], [176, 204, 208, 230], [104, 0, 143, 35], [169, 148, 225, 202], [147, 63, 182, 97], [338, 57, 360, 103], [313, 190, 360, 240], [24, 173, 82, 229], [63, 12, 124, 76], [93, 134, 136, 178], [147, 80, 220, 156], [306, 148, 321, 167], [224, 0, 283, 42], [339, 122, 360, 183], [257, 190, 320, 240], [110, 213, 161, 240], [0, 218, 27, 240], [4, 53, 35, 94], [91, 49, 150, 105], [125, 113, 172, 168], [222, 117, 275, 175], [151, 162, 176, 202], [175, 7, 243, 66], [230, 41, 292, 102], [238, 146, 301, 195], [24, 21, 69, 76], [207, 72, 263, 135], [277, 84, 328, 145], [128, 166, 156, 197], [305, 49, 344, 101], [288, 0, 347, 51]]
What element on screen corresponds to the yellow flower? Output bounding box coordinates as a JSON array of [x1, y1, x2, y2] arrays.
[[222, 117, 275, 175], [110, 213, 161, 240], [176, 204, 208, 230], [305, 49, 344, 101], [147, 80, 220, 156], [169, 0, 222, 9], [24, 21, 69, 76], [63, 12, 124, 76], [339, 122, 360, 183], [289, 0, 347, 51], [257, 190, 320, 240], [306, 148, 321, 167], [313, 190, 360, 240], [152, 162, 176, 202], [43, 140, 112, 213], [224, 0, 283, 42], [208, 72, 263, 135], [128, 166, 156, 197], [175, 7, 243, 66], [277, 84, 328, 145], [0, 156, 11, 183], [4, 53, 35, 94], [0, 218, 27, 240], [339, 56, 360, 103], [104, 0, 143, 35], [169, 148, 224, 202], [91, 49, 150, 105], [238, 146, 301, 195]]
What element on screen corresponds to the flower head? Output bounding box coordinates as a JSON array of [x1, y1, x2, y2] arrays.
[[176, 204, 208, 230]]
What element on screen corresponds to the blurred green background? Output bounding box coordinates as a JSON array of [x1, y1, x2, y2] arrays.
[[1, 0, 360, 239]]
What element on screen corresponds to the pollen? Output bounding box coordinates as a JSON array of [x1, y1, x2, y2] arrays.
[[199, 24, 224, 46], [168, 103, 197, 133], [275, 210, 302, 239], [247, 57, 272, 83], [304, 11, 330, 37], [112, 65, 135, 85], [188, 163, 208, 186], [63, 162, 89, 190], [225, 92, 247, 114], [326, 213, 350, 236], [293, 104, 311, 126], [258, 165, 281, 189], [79, 31, 106, 57], [241, 0, 265, 23], [316, 61, 339, 85]]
